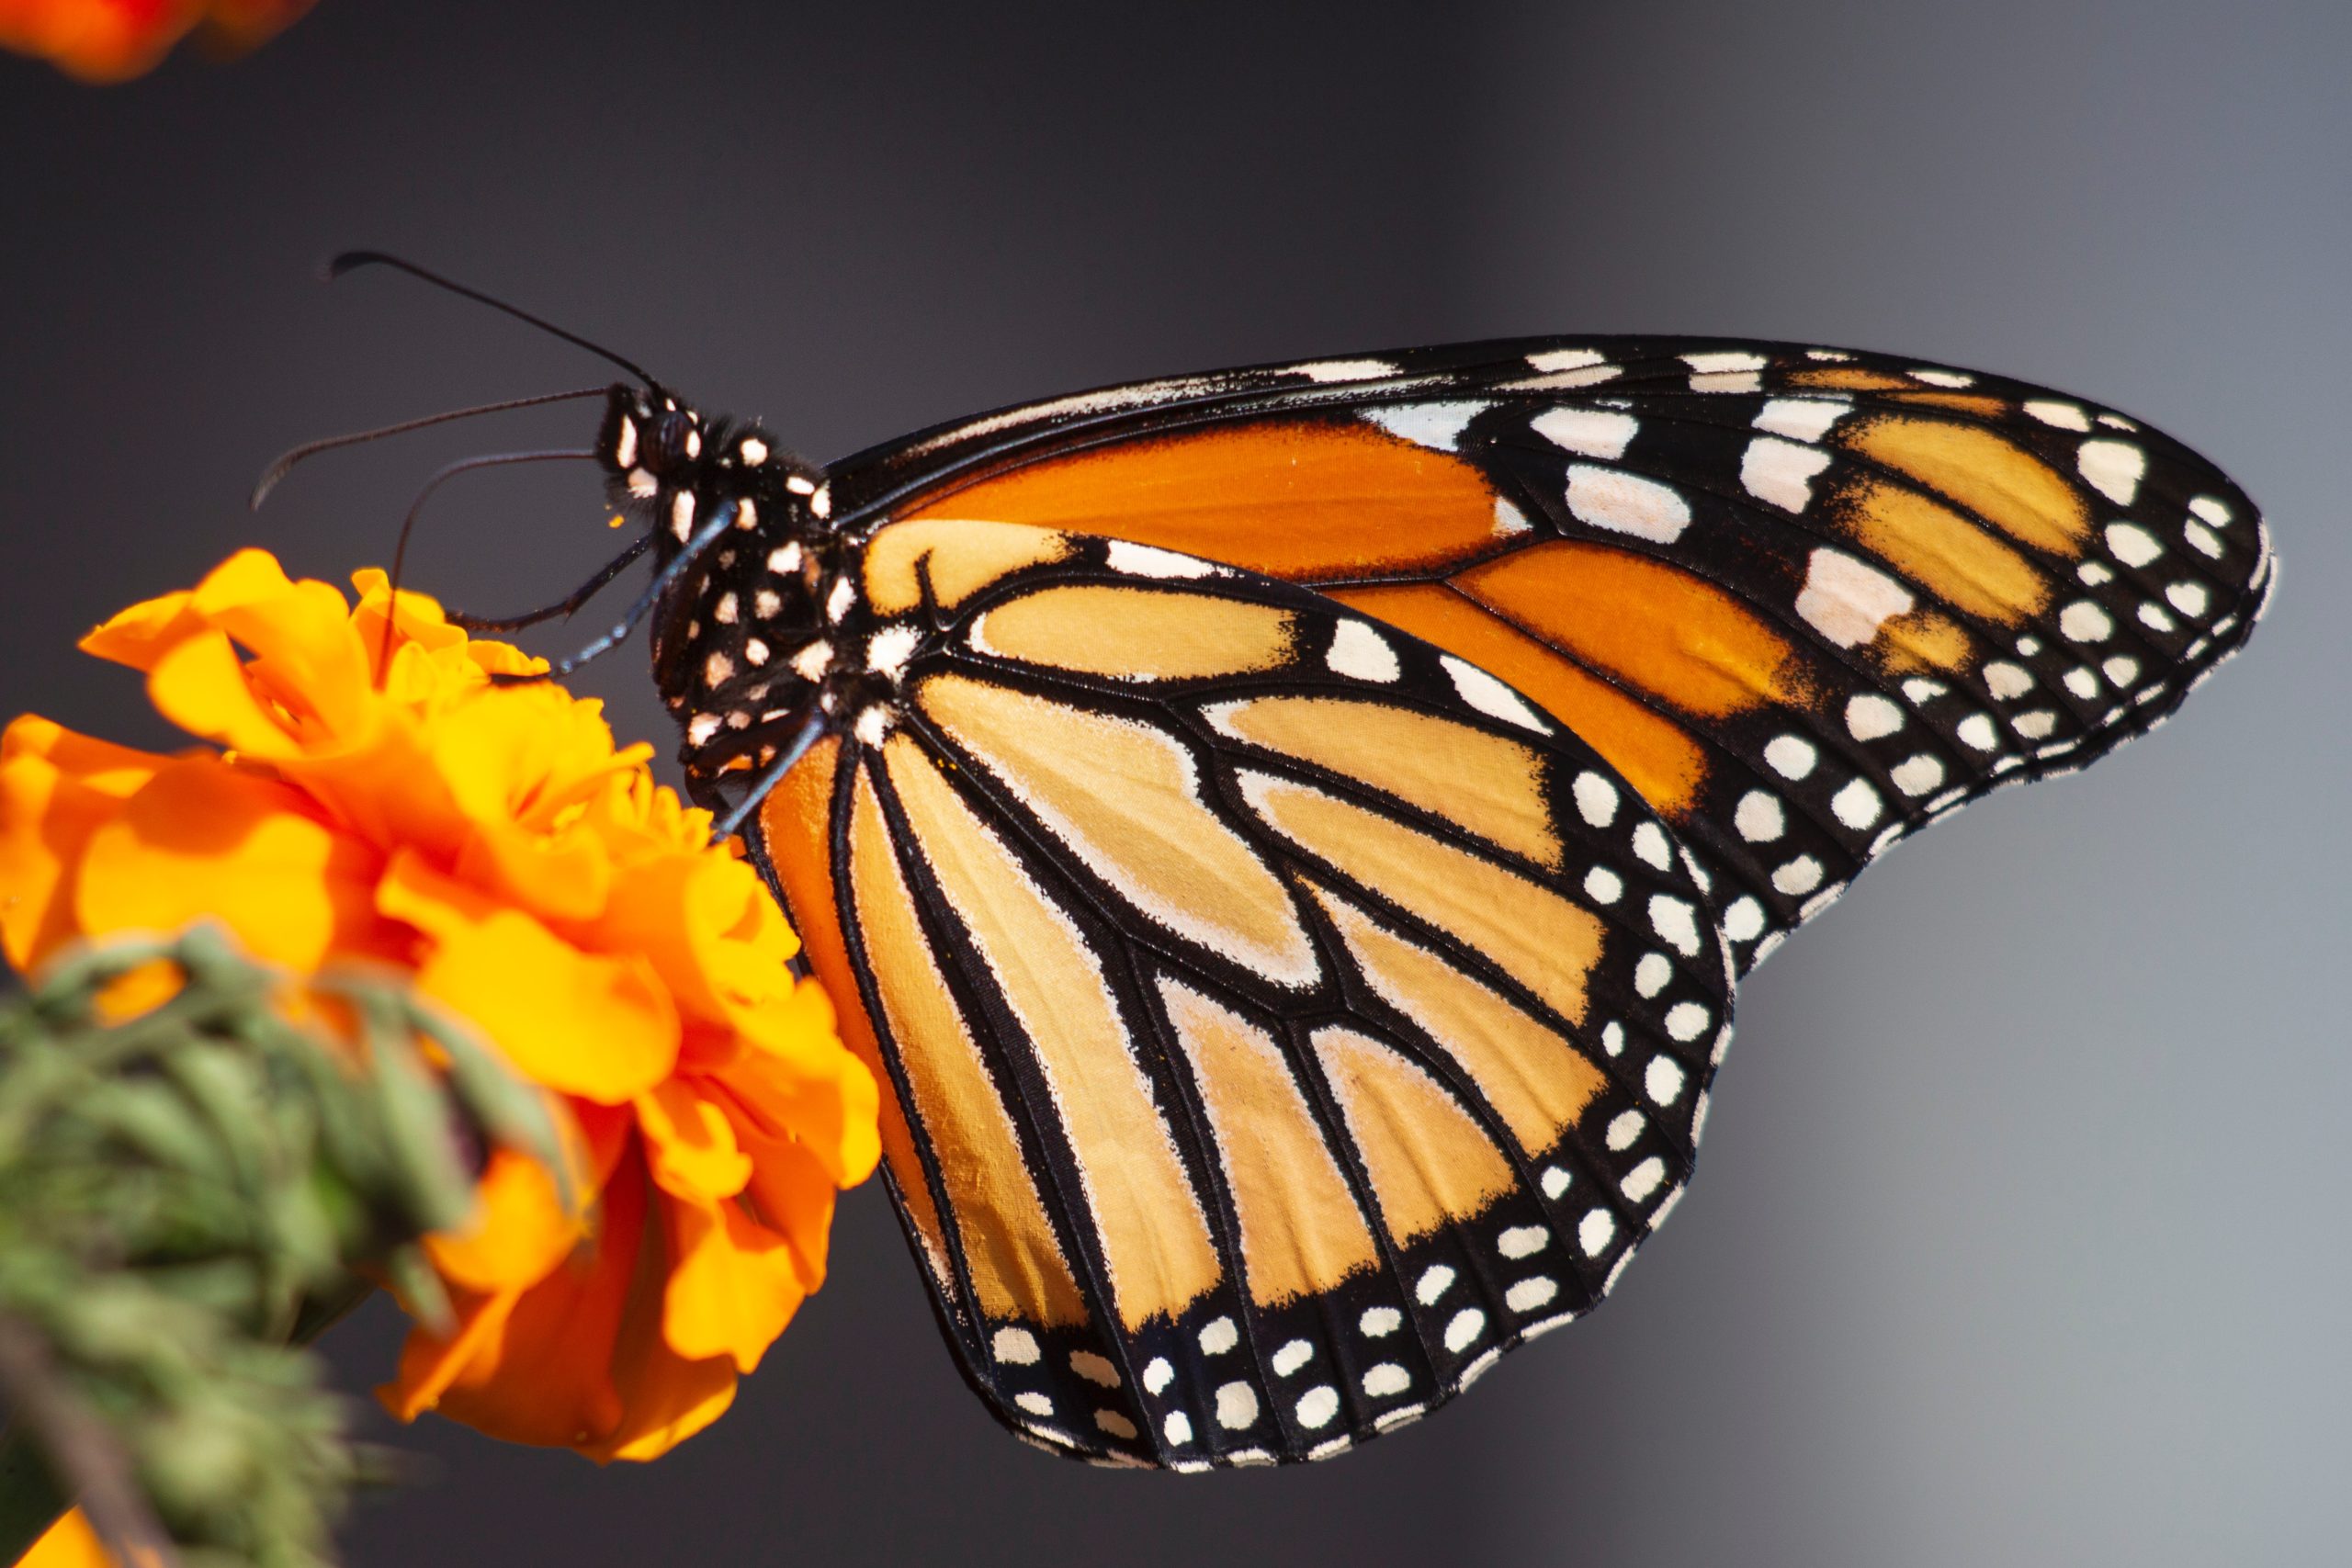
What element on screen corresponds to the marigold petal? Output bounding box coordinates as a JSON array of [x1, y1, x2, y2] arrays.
[[76, 758, 393, 973], [189, 554, 378, 744], [78, 585, 205, 671], [425, 1145, 584, 1293], [0, 716, 163, 971], [381, 852, 678, 1101], [14, 1506, 110, 1568], [638, 1078, 752, 1202], [660, 1190, 805, 1372], [739, 1127, 841, 1294], [714, 982, 880, 1188], [146, 629, 306, 759], [385, 1160, 647, 1448]]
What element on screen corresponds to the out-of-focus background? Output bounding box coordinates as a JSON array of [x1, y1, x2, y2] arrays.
[[4, 4, 2346, 1562]]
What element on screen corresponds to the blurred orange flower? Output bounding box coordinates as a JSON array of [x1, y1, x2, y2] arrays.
[[0, 0, 313, 82], [0, 549, 879, 1461]]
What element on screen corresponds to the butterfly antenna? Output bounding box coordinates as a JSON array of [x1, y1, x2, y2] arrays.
[[375, 447, 599, 682], [328, 251, 662, 388], [250, 385, 608, 510]]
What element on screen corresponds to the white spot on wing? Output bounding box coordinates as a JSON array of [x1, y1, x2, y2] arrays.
[[1572, 772, 1618, 827], [1752, 397, 1849, 442], [1796, 547, 1915, 648], [1526, 346, 1608, 373], [1565, 464, 1690, 543], [1215, 1382, 1259, 1428], [1326, 620, 1399, 682], [1442, 656, 1548, 733], [1291, 357, 1397, 383], [1105, 540, 1216, 579], [1361, 400, 1488, 451], [1741, 434, 1834, 513], [992, 1325, 1039, 1364], [1271, 1340, 1313, 1376], [1532, 406, 1639, 460], [2024, 400, 2090, 431], [2077, 438, 2146, 504]]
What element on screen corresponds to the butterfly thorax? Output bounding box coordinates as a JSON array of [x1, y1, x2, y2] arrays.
[[596, 384, 894, 793]]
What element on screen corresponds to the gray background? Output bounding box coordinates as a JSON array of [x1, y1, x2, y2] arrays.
[[4, 4, 2345, 1563]]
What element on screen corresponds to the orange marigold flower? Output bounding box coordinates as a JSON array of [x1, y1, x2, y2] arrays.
[[0, 549, 880, 1461], [0, 0, 313, 82]]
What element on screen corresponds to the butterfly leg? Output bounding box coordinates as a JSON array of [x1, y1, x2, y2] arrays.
[[449, 534, 651, 631], [490, 502, 736, 683]]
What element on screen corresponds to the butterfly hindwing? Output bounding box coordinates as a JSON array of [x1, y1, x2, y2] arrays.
[[836, 337, 2274, 968], [763, 526, 1732, 1467]]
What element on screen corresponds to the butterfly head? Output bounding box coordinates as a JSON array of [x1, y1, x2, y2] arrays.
[[593, 386, 854, 785]]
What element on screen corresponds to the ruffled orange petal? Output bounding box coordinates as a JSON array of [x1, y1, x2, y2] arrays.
[[379, 852, 678, 1102], [637, 1078, 752, 1202], [424, 1145, 584, 1294], [714, 983, 880, 1188], [78, 584, 206, 671], [144, 629, 308, 760], [75, 758, 394, 973], [659, 1190, 805, 1373], [387, 1159, 646, 1448], [0, 716, 163, 970], [13, 1506, 111, 1567], [737, 1125, 841, 1294], [189, 551, 379, 744]]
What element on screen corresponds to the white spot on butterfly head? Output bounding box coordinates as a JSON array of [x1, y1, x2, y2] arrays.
[[612, 417, 639, 469], [867, 623, 922, 678], [670, 489, 696, 540]]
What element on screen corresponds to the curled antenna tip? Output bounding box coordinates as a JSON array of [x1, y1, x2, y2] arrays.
[[326, 249, 392, 282]]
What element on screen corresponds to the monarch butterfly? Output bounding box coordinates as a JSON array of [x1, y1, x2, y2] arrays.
[[324, 258, 2273, 1471]]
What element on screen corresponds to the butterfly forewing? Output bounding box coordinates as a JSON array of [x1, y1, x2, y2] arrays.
[[763, 527, 1731, 1466], [842, 338, 2273, 971]]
